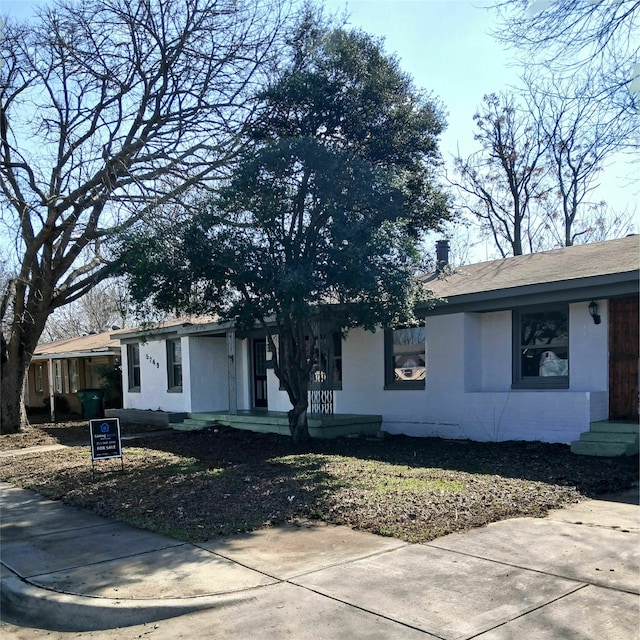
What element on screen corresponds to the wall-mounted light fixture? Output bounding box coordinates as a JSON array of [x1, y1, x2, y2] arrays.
[[588, 300, 601, 325]]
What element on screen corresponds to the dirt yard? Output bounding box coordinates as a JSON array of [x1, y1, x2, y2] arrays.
[[1, 418, 637, 543]]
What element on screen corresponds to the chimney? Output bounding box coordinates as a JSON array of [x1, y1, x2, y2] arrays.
[[435, 240, 450, 274]]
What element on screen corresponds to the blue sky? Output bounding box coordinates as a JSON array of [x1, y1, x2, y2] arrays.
[[3, 0, 637, 259], [324, 1, 637, 231], [4, 0, 513, 159], [324, 0, 518, 159]]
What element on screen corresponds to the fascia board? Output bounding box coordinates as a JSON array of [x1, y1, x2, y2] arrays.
[[417, 272, 639, 317]]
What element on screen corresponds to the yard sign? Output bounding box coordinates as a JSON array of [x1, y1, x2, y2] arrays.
[[89, 418, 124, 471]]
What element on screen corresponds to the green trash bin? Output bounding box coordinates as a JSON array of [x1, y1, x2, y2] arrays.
[[77, 389, 105, 419]]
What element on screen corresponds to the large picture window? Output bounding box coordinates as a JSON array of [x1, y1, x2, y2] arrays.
[[166, 339, 183, 391], [384, 326, 426, 389], [127, 343, 141, 391], [513, 306, 569, 389]]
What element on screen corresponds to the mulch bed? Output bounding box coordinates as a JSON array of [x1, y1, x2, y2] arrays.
[[0, 419, 637, 543]]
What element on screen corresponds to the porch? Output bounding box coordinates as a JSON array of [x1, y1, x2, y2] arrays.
[[172, 410, 382, 439]]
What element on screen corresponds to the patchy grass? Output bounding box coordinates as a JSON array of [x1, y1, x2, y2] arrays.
[[0, 420, 637, 543]]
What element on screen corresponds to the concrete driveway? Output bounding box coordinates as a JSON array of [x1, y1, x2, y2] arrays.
[[1, 481, 638, 639]]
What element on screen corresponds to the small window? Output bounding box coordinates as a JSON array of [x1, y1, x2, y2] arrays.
[[127, 343, 141, 391], [69, 359, 79, 393], [166, 339, 183, 391], [513, 306, 569, 389], [35, 364, 44, 393], [62, 359, 70, 393], [385, 326, 426, 389], [53, 360, 63, 394]]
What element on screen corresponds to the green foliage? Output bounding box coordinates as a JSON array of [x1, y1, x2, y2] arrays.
[[96, 363, 123, 408], [118, 13, 451, 439]]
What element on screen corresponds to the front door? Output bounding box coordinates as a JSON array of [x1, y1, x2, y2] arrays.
[[252, 339, 268, 409], [609, 296, 639, 421]]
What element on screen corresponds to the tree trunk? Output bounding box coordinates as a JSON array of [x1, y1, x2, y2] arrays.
[[288, 400, 310, 444], [1, 308, 48, 434], [1, 356, 28, 434]]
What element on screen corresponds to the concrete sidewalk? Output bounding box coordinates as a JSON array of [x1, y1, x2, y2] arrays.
[[1, 481, 638, 639]]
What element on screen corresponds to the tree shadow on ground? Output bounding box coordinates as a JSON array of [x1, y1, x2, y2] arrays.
[[5, 421, 637, 544], [133, 426, 639, 498]]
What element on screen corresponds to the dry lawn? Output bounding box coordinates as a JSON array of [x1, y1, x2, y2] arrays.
[[0, 417, 637, 543]]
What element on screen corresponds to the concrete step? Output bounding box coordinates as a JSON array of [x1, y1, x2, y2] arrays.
[[589, 421, 640, 435], [578, 432, 639, 445], [183, 411, 382, 439], [171, 418, 217, 431], [570, 440, 634, 457], [571, 420, 640, 457]]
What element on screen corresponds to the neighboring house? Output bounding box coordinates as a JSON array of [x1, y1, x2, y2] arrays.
[[27, 329, 127, 416], [115, 236, 639, 445]]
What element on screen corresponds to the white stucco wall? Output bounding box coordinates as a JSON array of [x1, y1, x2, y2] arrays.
[[122, 338, 189, 412], [121, 334, 246, 414], [266, 368, 290, 412], [333, 300, 609, 444], [189, 336, 229, 412], [120, 296, 611, 443], [236, 340, 251, 411], [480, 311, 512, 391]]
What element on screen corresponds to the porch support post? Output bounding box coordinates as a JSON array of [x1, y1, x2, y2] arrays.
[[227, 331, 237, 415], [47, 358, 55, 422]]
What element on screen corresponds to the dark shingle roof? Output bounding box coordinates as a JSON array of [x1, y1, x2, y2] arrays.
[[419, 236, 639, 314], [33, 327, 131, 358]]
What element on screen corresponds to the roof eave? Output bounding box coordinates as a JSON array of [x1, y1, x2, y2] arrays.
[[417, 271, 639, 316], [32, 348, 121, 360]]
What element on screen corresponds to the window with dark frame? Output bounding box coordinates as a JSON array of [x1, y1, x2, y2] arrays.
[[69, 359, 79, 393], [127, 343, 141, 391], [384, 326, 426, 389], [166, 338, 183, 391], [35, 364, 44, 393], [513, 306, 569, 389], [53, 360, 63, 394], [279, 330, 343, 390], [309, 331, 342, 389]]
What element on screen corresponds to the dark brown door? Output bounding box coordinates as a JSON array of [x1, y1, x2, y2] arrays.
[[609, 296, 639, 421], [253, 339, 268, 409]]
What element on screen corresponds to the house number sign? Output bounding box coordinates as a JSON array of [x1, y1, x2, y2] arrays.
[[145, 354, 160, 368]]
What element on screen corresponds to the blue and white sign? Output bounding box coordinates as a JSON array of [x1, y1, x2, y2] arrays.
[[89, 418, 122, 461]]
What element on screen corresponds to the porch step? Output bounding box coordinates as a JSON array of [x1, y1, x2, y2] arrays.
[[175, 411, 382, 439], [171, 416, 218, 431], [588, 421, 640, 434], [578, 431, 638, 445], [570, 421, 639, 457], [106, 409, 187, 427], [570, 441, 634, 457]]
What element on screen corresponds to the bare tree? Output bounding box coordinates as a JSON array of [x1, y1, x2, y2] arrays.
[[492, 0, 640, 120], [452, 93, 549, 257], [527, 72, 637, 246], [42, 279, 131, 341], [575, 201, 637, 244], [0, 0, 292, 433]]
